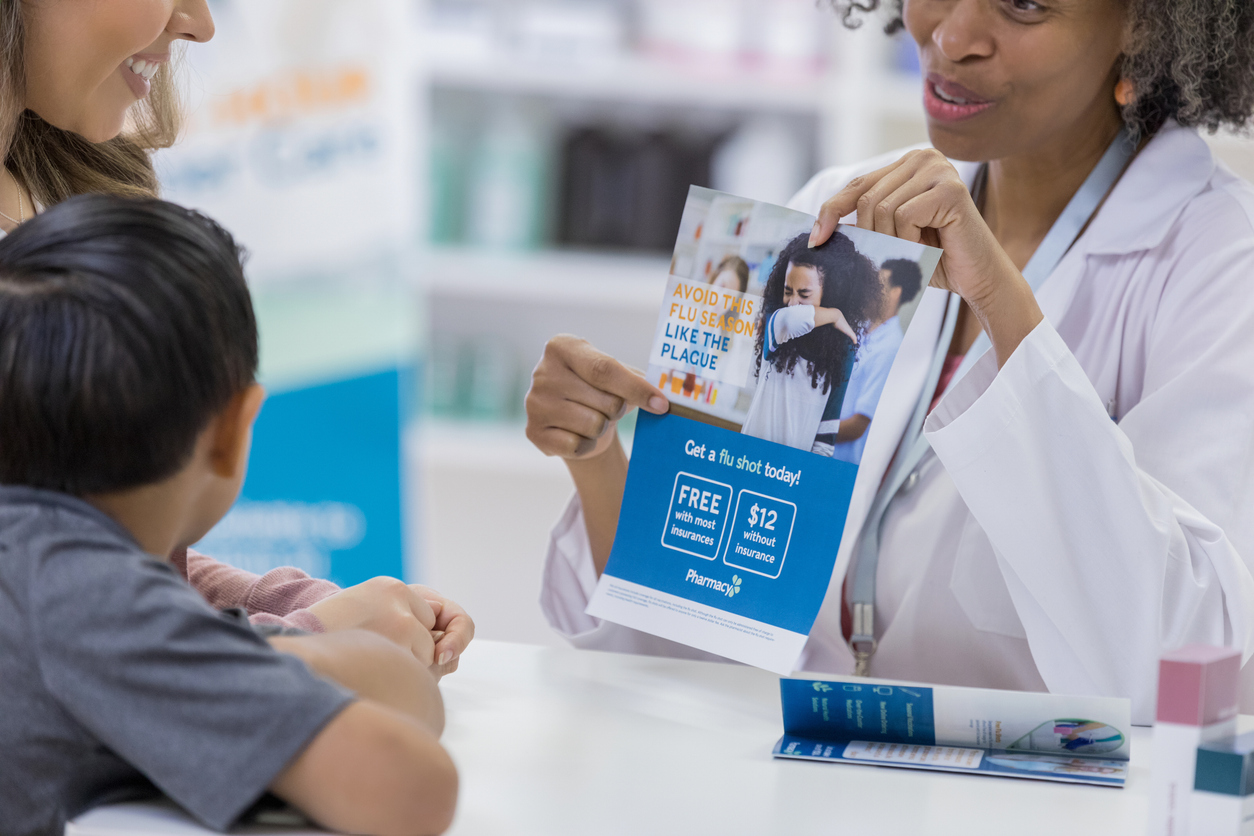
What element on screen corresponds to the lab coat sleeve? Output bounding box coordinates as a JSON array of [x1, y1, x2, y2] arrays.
[[923, 254, 1254, 722], [538, 493, 732, 661]]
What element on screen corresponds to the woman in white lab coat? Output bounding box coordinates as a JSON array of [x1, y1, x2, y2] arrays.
[[524, 0, 1254, 725]]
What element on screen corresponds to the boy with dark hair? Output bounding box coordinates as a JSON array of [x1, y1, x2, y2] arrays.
[[0, 195, 457, 836]]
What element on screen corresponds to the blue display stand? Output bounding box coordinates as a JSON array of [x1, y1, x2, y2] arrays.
[[194, 368, 406, 587]]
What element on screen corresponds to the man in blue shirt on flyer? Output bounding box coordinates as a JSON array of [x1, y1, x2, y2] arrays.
[[816, 258, 923, 464]]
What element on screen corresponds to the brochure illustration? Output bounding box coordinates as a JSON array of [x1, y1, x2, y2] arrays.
[[585, 187, 942, 673], [773, 676, 1132, 787]]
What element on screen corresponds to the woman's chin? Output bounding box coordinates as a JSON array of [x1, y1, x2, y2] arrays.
[[72, 112, 130, 145], [924, 123, 1000, 164]]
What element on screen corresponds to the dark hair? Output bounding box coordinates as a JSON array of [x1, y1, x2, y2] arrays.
[[0, 195, 257, 495], [710, 255, 750, 294], [881, 258, 923, 304], [754, 230, 881, 394], [829, 1, 1254, 139]]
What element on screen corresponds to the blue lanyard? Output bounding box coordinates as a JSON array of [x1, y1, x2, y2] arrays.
[[847, 129, 1135, 676]]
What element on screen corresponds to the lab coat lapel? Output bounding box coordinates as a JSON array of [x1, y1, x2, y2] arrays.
[[805, 286, 949, 670], [834, 286, 949, 562]]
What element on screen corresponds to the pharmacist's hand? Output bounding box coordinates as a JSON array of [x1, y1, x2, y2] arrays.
[[810, 149, 1015, 307], [307, 577, 437, 668], [526, 335, 670, 460], [809, 149, 1042, 365], [408, 584, 475, 680], [813, 307, 858, 344]]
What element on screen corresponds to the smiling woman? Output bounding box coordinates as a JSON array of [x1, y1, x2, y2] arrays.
[[0, 0, 477, 676], [0, 0, 210, 218]]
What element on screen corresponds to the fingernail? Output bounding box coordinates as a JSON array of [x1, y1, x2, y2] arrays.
[[808, 221, 821, 248], [439, 651, 453, 665], [648, 396, 669, 413]]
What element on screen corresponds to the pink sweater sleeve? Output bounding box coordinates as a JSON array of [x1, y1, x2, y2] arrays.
[[170, 548, 341, 633]]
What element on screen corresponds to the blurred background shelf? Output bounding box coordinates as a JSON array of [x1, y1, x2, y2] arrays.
[[418, 246, 669, 308], [425, 51, 833, 114]]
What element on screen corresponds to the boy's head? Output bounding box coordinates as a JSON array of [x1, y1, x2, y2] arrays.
[[0, 195, 261, 546]]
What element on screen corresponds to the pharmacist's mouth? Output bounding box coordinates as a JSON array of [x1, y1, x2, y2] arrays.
[[924, 72, 995, 121]]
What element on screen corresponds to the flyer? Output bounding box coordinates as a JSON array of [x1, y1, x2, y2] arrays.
[[773, 676, 1132, 787], [585, 187, 942, 673]]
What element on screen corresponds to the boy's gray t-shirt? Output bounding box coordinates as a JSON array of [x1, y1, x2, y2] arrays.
[[0, 486, 354, 836]]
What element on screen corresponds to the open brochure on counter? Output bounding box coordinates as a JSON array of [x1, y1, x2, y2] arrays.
[[774, 675, 1132, 787]]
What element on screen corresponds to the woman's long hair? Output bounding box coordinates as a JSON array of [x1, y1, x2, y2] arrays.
[[754, 230, 882, 394], [0, 0, 182, 207]]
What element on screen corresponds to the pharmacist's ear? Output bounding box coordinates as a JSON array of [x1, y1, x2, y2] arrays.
[[207, 384, 267, 480]]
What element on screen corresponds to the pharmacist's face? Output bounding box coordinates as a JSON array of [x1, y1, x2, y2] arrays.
[[782, 264, 823, 307], [903, 0, 1127, 163], [21, 0, 214, 143]]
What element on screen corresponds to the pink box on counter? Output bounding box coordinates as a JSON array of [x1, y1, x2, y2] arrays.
[[1148, 644, 1242, 836]]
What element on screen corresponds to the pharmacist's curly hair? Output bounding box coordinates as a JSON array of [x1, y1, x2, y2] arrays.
[[828, 0, 1254, 139], [754, 231, 881, 396]]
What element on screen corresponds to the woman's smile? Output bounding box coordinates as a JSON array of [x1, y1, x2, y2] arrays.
[[121, 53, 167, 100]]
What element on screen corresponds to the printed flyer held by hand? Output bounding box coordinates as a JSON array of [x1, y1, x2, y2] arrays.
[[774, 676, 1132, 787], [586, 186, 942, 673]]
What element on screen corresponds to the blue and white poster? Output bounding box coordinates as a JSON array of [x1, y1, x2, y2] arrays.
[[586, 188, 941, 673]]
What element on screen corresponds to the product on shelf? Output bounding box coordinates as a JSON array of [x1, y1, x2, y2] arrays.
[[557, 126, 716, 252], [710, 117, 809, 206], [465, 100, 553, 250]]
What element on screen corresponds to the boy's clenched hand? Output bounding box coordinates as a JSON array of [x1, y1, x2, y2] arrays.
[[306, 577, 477, 681]]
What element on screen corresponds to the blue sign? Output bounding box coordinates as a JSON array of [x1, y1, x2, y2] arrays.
[[195, 367, 406, 587]]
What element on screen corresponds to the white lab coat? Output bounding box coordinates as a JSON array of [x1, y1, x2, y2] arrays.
[[539, 121, 1254, 725]]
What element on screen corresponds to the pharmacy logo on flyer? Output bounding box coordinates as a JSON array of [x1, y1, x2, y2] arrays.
[[685, 569, 742, 598]]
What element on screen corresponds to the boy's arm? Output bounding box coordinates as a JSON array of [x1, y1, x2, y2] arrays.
[[269, 630, 443, 734], [267, 631, 456, 835], [270, 701, 458, 836]]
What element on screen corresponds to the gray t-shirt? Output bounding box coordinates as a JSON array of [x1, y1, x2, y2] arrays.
[[0, 486, 354, 836]]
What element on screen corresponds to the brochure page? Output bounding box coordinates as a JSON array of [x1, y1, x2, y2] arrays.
[[773, 676, 1132, 787], [585, 186, 942, 673]]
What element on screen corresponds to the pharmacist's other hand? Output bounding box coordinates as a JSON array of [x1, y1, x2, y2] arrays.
[[526, 334, 670, 460], [408, 584, 475, 681], [307, 576, 437, 668]]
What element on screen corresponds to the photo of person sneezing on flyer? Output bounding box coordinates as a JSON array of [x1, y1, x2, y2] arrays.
[[587, 187, 941, 674]]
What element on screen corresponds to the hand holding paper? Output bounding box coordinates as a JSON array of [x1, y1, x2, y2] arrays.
[[525, 334, 670, 460]]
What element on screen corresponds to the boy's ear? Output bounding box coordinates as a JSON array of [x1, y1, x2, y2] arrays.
[[207, 384, 267, 480]]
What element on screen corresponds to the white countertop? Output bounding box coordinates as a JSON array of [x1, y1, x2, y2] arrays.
[[71, 639, 1204, 835]]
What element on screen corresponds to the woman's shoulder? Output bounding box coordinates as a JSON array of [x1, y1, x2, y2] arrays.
[[1092, 123, 1254, 262]]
